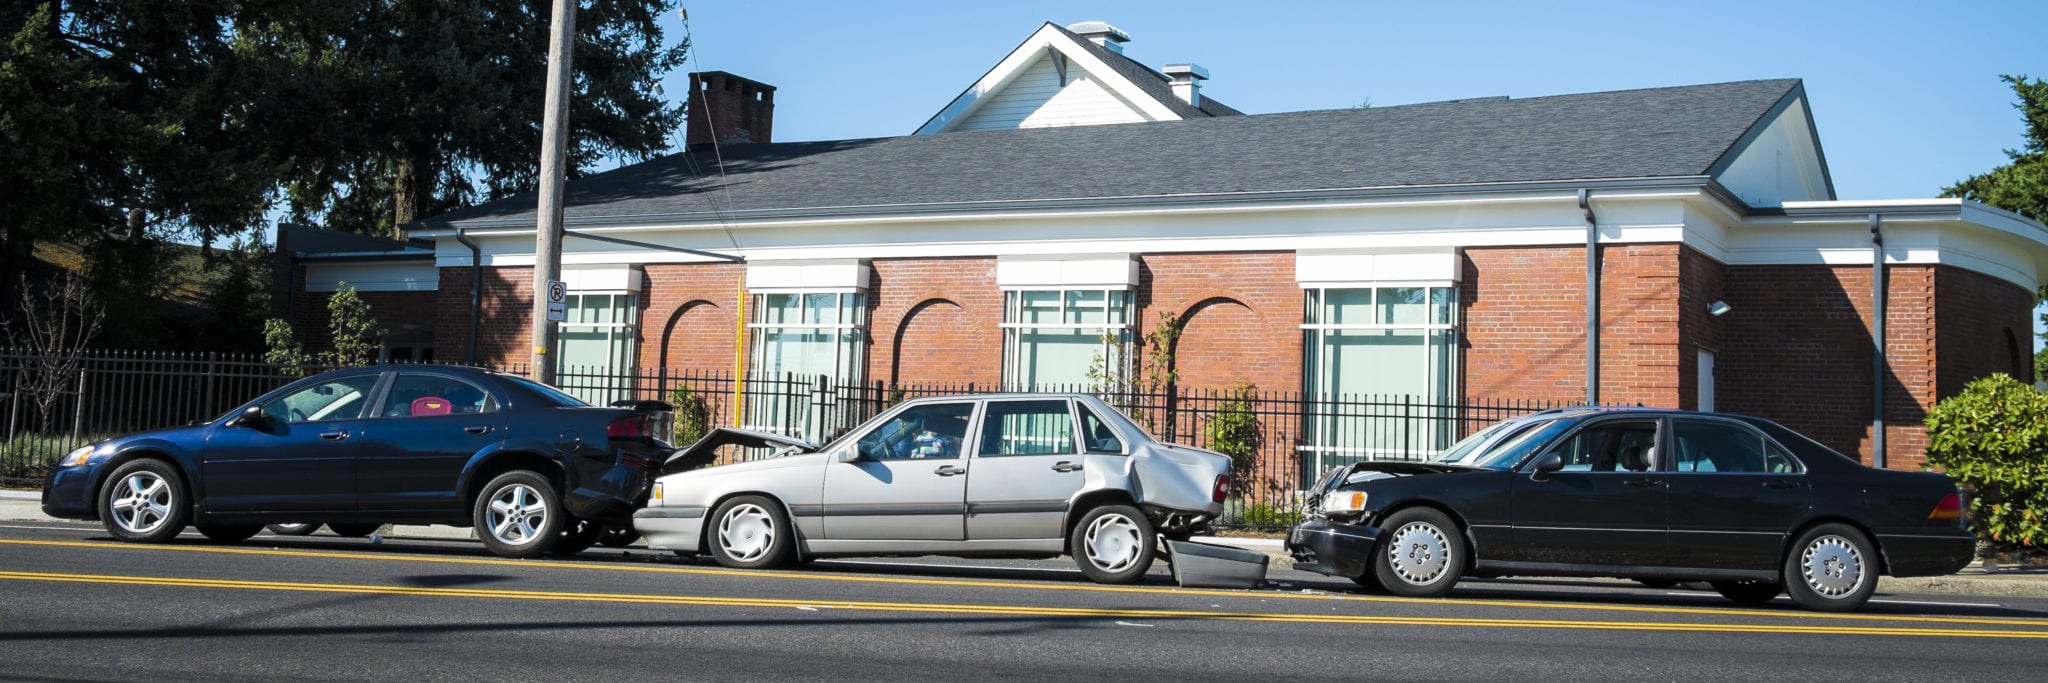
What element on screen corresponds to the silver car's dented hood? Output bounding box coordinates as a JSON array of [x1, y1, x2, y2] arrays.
[[1126, 442, 1230, 515], [658, 428, 817, 476]]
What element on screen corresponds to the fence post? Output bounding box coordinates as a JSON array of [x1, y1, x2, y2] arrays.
[[1163, 382, 1179, 443], [202, 352, 218, 421], [1402, 394, 1413, 460]]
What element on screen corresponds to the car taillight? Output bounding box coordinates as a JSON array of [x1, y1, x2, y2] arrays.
[[1212, 474, 1230, 503], [1928, 492, 1962, 523], [607, 414, 649, 439]]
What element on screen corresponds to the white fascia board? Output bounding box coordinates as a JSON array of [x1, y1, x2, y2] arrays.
[[916, 24, 1178, 135], [305, 262, 439, 292], [745, 259, 871, 290]]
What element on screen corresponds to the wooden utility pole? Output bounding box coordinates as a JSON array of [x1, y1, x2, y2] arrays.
[[531, 0, 576, 384]]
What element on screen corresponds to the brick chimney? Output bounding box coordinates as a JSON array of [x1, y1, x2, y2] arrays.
[[685, 71, 775, 148]]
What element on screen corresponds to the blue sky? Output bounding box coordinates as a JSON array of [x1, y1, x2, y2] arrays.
[[654, 0, 2043, 201]]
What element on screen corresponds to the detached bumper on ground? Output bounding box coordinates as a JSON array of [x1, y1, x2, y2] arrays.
[[1285, 518, 1381, 579]]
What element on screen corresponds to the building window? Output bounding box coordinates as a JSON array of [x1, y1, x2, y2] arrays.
[[1001, 289, 1132, 390], [555, 292, 639, 403], [748, 291, 867, 383], [1300, 286, 1457, 464]]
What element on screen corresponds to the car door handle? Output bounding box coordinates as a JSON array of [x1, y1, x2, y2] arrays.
[[1624, 478, 1661, 488], [465, 425, 493, 435], [1050, 461, 1082, 473], [319, 429, 350, 442], [934, 465, 966, 476], [1763, 479, 1799, 489]]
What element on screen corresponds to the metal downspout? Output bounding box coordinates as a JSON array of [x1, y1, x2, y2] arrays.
[[1870, 214, 1886, 469], [1581, 189, 1600, 406], [455, 229, 483, 366]]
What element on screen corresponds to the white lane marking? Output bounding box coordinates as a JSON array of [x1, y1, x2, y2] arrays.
[[1874, 598, 2002, 608]]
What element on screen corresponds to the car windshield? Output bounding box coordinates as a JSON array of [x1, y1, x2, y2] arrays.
[[505, 376, 589, 407], [1437, 418, 1571, 469]]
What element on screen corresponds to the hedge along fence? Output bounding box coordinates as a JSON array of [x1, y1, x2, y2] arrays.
[[1925, 373, 2048, 549]]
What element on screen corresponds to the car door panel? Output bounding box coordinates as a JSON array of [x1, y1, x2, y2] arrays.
[[356, 373, 506, 511], [820, 401, 974, 541], [200, 373, 382, 512], [1664, 418, 1812, 570], [1507, 418, 1668, 567], [966, 399, 1087, 540]]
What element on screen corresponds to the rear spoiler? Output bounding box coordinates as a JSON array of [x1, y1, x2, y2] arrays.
[[659, 428, 817, 475]]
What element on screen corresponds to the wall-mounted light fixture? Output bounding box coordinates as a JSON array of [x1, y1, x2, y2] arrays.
[[1708, 300, 1732, 317]]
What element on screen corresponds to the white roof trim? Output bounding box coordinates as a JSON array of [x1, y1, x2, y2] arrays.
[[915, 23, 1181, 135]]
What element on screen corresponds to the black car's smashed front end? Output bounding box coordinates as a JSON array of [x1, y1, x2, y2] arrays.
[[1286, 518, 1381, 578]]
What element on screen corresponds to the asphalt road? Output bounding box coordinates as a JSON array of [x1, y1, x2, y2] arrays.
[[2, 520, 2046, 682]]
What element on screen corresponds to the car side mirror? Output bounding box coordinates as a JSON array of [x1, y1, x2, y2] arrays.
[[836, 449, 861, 464], [1529, 452, 1564, 481], [230, 406, 269, 427]]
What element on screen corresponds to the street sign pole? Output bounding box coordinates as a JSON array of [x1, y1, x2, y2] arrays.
[[531, 0, 576, 384]]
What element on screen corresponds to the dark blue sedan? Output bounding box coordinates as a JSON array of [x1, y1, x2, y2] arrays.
[[42, 366, 672, 558]]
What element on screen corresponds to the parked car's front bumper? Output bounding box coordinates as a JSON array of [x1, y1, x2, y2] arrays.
[[633, 506, 707, 554], [41, 462, 104, 520], [1286, 518, 1381, 579]]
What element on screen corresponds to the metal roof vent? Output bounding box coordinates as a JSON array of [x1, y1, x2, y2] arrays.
[[1066, 21, 1131, 53], [1163, 63, 1208, 107]]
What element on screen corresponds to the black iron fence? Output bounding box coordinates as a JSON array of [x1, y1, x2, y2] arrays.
[[2, 348, 1559, 528]]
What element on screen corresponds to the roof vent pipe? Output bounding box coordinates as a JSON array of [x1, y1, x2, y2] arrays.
[[1066, 21, 1131, 53], [1163, 64, 1208, 107]]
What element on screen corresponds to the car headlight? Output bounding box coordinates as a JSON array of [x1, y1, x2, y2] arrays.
[[1321, 490, 1368, 514], [57, 446, 96, 468]]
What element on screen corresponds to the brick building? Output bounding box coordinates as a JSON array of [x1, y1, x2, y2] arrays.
[[278, 21, 2048, 473]]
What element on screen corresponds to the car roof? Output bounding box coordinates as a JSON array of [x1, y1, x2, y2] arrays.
[[1520, 405, 1774, 423]]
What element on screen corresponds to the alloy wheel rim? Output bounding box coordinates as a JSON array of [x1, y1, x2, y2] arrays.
[[1084, 513, 1143, 572], [109, 472, 171, 534], [1386, 521, 1451, 585], [485, 484, 548, 546], [719, 504, 775, 562], [1800, 535, 1865, 598]]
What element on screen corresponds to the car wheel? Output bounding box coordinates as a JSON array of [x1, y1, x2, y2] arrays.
[[1068, 504, 1156, 584], [1636, 579, 1680, 589], [708, 495, 794, 569], [97, 460, 190, 543], [1710, 580, 1781, 604], [1371, 508, 1464, 598], [1350, 573, 1388, 593], [598, 526, 642, 548], [196, 523, 263, 543], [326, 522, 384, 538], [473, 471, 565, 559], [266, 523, 321, 536], [1783, 523, 1879, 612], [551, 520, 604, 556]]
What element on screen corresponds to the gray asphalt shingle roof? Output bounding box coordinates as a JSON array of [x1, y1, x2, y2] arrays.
[[420, 78, 1801, 228]]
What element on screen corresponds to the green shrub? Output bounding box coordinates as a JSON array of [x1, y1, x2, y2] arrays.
[[1924, 373, 2048, 548], [668, 385, 714, 446], [1235, 501, 1302, 528], [1203, 380, 1263, 496], [1, 434, 89, 479]]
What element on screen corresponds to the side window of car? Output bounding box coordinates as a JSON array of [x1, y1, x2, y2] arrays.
[[857, 402, 973, 460], [1079, 406, 1125, 454], [1549, 421, 1658, 472], [380, 374, 497, 418], [262, 375, 381, 424], [979, 400, 1079, 457], [1673, 419, 1771, 473]]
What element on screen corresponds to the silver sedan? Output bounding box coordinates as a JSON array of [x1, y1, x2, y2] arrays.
[[633, 394, 1232, 584]]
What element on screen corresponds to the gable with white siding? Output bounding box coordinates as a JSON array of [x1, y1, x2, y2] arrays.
[[916, 21, 1237, 135], [950, 52, 1154, 131]]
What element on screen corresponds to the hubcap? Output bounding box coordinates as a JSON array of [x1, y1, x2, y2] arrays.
[[1801, 534, 1866, 598], [1084, 513, 1143, 573], [485, 484, 548, 546], [109, 472, 172, 534], [718, 503, 775, 562], [1385, 521, 1451, 585]]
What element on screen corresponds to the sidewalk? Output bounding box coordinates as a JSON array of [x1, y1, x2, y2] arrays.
[[6, 490, 2042, 598]]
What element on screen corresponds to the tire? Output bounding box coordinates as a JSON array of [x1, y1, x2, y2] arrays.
[[1636, 579, 1680, 589], [1782, 523, 1879, 612], [196, 523, 263, 543], [1371, 508, 1464, 598], [1350, 573, 1388, 593], [326, 522, 384, 538], [598, 526, 642, 548], [1711, 580, 1781, 604], [1068, 504, 1157, 584], [707, 495, 794, 569], [551, 520, 604, 556], [266, 523, 321, 536], [97, 459, 190, 543], [473, 470, 565, 559]]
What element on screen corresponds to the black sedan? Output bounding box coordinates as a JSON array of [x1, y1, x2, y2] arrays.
[[1286, 407, 1974, 611], [41, 366, 672, 558]]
